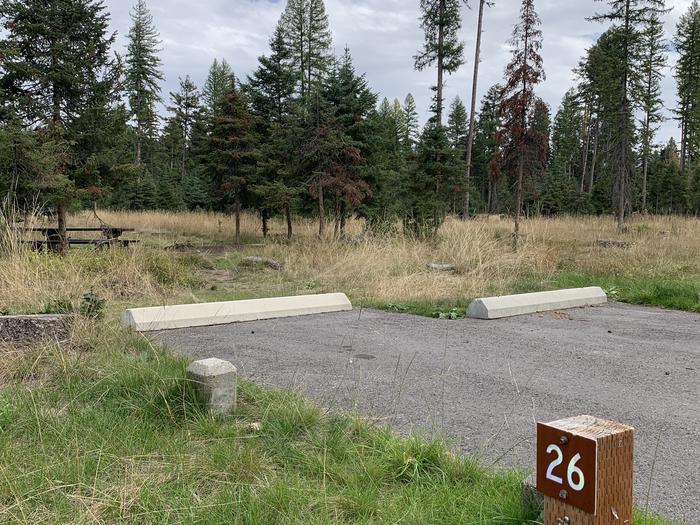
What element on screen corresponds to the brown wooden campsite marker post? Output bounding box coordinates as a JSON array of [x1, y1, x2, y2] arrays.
[[537, 415, 634, 525]]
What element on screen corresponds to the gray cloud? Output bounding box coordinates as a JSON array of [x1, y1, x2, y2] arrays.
[[105, 0, 690, 144]]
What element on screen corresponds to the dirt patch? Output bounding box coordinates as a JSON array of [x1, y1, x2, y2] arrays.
[[165, 243, 264, 255], [201, 269, 239, 283]]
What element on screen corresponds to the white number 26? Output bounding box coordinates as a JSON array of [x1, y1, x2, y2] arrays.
[[545, 445, 585, 491]]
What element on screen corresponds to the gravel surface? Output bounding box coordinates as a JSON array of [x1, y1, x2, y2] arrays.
[[153, 302, 700, 521]]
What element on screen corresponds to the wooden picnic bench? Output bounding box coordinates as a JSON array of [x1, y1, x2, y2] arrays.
[[24, 227, 139, 252]]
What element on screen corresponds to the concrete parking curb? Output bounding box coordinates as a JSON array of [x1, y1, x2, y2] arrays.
[[467, 287, 607, 320], [121, 293, 352, 332]]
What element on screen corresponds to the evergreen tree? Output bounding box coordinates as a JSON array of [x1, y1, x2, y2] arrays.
[[590, 0, 668, 229], [317, 50, 375, 235], [414, 0, 467, 125], [407, 123, 461, 236], [307, 0, 333, 93], [247, 25, 296, 123], [526, 98, 550, 211], [167, 76, 201, 182], [550, 89, 583, 183], [673, 0, 700, 183], [403, 94, 420, 150], [447, 96, 469, 149], [323, 48, 377, 145], [247, 24, 299, 237], [280, 0, 332, 100], [473, 85, 502, 213], [639, 13, 666, 210], [498, 0, 545, 250], [647, 138, 685, 213], [208, 83, 259, 244], [125, 0, 163, 165], [203, 59, 235, 117], [0, 0, 118, 252]]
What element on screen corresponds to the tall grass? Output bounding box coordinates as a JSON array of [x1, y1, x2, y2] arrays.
[[3, 208, 699, 315]]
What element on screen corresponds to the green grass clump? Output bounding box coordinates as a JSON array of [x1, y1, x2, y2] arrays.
[[512, 272, 700, 314]]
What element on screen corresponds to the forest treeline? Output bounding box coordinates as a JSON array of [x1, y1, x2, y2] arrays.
[[1, 0, 699, 247]]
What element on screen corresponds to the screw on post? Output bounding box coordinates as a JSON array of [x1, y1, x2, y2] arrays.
[[556, 517, 571, 525], [559, 489, 568, 500]]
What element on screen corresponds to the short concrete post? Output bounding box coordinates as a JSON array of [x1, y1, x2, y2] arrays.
[[187, 358, 237, 415]]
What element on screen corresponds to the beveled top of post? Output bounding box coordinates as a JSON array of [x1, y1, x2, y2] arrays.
[[187, 357, 237, 378], [545, 415, 634, 440]]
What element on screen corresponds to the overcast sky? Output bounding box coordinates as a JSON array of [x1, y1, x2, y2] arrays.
[[104, 0, 694, 144]]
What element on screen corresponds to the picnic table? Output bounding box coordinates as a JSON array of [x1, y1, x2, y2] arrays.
[[25, 227, 138, 252]]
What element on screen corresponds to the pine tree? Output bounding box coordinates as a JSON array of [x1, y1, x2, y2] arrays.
[[203, 59, 235, 117], [526, 98, 550, 210], [0, 0, 118, 253], [167, 76, 201, 182], [639, 13, 666, 210], [208, 83, 259, 244], [407, 123, 461, 236], [318, 50, 375, 235], [324, 48, 376, 140], [472, 85, 502, 212], [279, 0, 332, 100], [403, 94, 420, 150], [447, 96, 469, 149], [307, 0, 332, 93], [125, 0, 163, 165], [247, 25, 296, 123], [674, 0, 700, 184], [414, 0, 467, 125], [297, 116, 369, 237], [247, 23, 299, 237], [590, 0, 668, 229], [550, 89, 583, 183], [498, 0, 545, 251]]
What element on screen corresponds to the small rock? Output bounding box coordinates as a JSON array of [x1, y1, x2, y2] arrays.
[[426, 262, 456, 273], [245, 422, 263, 432], [596, 239, 633, 249], [242, 256, 284, 272]]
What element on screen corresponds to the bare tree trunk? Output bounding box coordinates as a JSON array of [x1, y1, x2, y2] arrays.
[[318, 185, 325, 236], [333, 195, 341, 238], [617, 174, 626, 232], [285, 205, 293, 240], [436, 0, 446, 125], [587, 121, 599, 194], [57, 203, 68, 256], [642, 155, 649, 212], [135, 138, 142, 165], [234, 199, 241, 246], [340, 201, 347, 236], [487, 178, 493, 214], [580, 111, 591, 194], [513, 157, 524, 252], [261, 210, 269, 238], [680, 110, 688, 177], [463, 0, 487, 219]]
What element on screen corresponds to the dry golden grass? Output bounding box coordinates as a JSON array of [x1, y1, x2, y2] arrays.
[[2, 208, 699, 315]]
